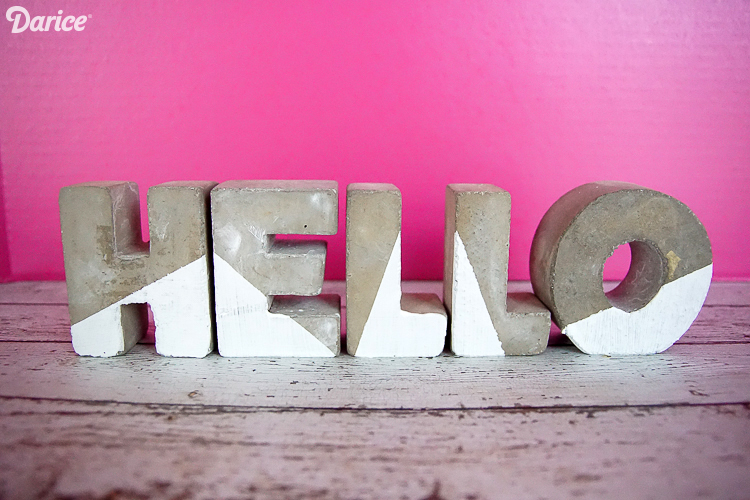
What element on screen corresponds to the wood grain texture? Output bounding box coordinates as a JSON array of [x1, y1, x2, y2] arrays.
[[0, 304, 70, 342], [0, 281, 69, 304], [0, 397, 748, 500], [704, 281, 750, 306], [681, 305, 750, 344], [0, 281, 747, 500], [1, 342, 749, 409]]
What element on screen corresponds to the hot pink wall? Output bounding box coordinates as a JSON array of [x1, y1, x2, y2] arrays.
[[0, 1, 748, 282]]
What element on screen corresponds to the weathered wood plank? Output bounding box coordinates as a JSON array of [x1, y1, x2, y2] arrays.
[[705, 281, 750, 306], [0, 342, 748, 409], [681, 305, 750, 344], [0, 280, 747, 499], [0, 281, 69, 304], [0, 397, 747, 500], [0, 304, 71, 342]]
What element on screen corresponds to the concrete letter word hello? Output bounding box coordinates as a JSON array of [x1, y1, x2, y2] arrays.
[[211, 181, 340, 357], [346, 184, 447, 357], [444, 184, 550, 356], [530, 181, 713, 355], [59, 182, 216, 357]]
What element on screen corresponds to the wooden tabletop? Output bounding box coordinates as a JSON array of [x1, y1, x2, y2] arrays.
[[0, 281, 748, 499]]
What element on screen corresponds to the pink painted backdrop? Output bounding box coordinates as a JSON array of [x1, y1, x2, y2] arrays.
[[0, 1, 748, 282]]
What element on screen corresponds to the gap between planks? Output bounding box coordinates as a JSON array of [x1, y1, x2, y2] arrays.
[[1, 394, 748, 415], [1, 342, 749, 410]]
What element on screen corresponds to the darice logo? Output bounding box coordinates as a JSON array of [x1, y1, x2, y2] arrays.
[[5, 6, 89, 33]]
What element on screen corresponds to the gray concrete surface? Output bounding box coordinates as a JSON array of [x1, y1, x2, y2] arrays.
[[346, 183, 446, 355], [444, 184, 550, 355], [530, 181, 713, 330], [59, 181, 216, 325], [211, 180, 340, 353]]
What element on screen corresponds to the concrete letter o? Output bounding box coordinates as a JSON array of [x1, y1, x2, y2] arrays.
[[530, 181, 712, 355]]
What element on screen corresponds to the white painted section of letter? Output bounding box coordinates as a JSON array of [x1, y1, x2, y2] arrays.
[[213, 255, 334, 357], [563, 264, 713, 355], [71, 301, 134, 357], [71, 258, 214, 358], [355, 233, 447, 357], [450, 231, 505, 356]]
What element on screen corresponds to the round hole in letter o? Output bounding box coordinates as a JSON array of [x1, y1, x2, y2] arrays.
[[530, 181, 712, 355]]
